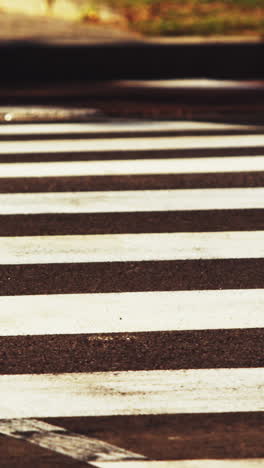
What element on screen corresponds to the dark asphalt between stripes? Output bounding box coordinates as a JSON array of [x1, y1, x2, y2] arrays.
[[1, 329, 264, 374], [44, 412, 264, 460], [1, 210, 264, 236], [0, 259, 263, 296], [0, 146, 263, 163], [2, 172, 264, 193], [0, 434, 93, 468]]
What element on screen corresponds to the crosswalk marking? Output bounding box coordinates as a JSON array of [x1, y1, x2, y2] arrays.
[[95, 460, 264, 467], [1, 231, 264, 265], [2, 116, 264, 466], [1, 188, 264, 214], [1, 368, 264, 419], [1, 134, 264, 154], [1, 289, 264, 336], [2, 156, 264, 178], [0, 419, 145, 463], [0, 121, 255, 136]]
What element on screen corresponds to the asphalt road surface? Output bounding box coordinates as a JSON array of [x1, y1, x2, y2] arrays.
[[1, 114, 264, 467]]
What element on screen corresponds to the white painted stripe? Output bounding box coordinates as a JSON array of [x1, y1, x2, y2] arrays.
[[1, 231, 264, 265], [0, 121, 252, 136], [0, 419, 144, 463], [1, 368, 264, 419], [95, 460, 264, 468], [1, 289, 264, 336], [121, 79, 264, 90], [1, 134, 264, 154], [1, 188, 264, 214], [1, 156, 264, 178]]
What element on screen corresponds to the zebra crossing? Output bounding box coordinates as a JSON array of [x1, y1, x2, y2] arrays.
[[1, 117, 264, 467]]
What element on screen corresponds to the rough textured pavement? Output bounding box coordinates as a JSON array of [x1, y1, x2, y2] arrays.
[[0, 112, 264, 467]]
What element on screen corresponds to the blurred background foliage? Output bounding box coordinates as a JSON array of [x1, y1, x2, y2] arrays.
[[80, 0, 264, 36], [0, 0, 263, 37]]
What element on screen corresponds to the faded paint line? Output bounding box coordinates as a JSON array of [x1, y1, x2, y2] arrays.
[[1, 134, 264, 154], [0, 121, 250, 136], [1, 231, 264, 265], [1, 289, 264, 336], [1, 156, 264, 179], [1, 188, 264, 214], [95, 459, 264, 467], [0, 156, 264, 178], [1, 368, 264, 418], [0, 418, 145, 463]]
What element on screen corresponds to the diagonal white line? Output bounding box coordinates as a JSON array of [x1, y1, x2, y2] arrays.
[[1, 289, 264, 336], [1, 188, 264, 214], [0, 418, 145, 464], [0, 231, 264, 265]]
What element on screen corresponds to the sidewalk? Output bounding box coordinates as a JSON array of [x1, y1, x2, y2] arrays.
[[0, 0, 134, 43], [0, 12, 136, 43], [0, 0, 103, 20]]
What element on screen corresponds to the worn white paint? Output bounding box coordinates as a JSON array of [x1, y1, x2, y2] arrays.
[[1, 156, 264, 178], [1, 187, 264, 214], [1, 368, 264, 419], [1, 231, 264, 265], [0, 121, 252, 136], [0, 418, 144, 463], [1, 134, 264, 154], [1, 289, 264, 336], [95, 460, 264, 468]]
